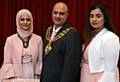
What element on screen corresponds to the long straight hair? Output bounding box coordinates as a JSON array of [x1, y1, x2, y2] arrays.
[[83, 3, 115, 49]]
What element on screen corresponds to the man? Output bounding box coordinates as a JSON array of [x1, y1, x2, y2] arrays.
[[41, 2, 83, 82]]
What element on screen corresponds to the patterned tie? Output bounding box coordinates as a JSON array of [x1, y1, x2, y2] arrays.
[[50, 31, 57, 42]]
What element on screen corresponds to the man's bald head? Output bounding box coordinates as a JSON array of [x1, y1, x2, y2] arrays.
[[53, 2, 68, 13], [52, 2, 68, 27]]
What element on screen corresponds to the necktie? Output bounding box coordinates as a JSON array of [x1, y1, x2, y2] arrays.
[[50, 31, 56, 42], [44, 31, 56, 55]]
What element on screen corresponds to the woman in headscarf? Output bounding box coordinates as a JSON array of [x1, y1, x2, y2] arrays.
[[0, 9, 43, 79]]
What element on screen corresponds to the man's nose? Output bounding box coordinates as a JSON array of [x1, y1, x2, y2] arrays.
[[56, 13, 60, 17]]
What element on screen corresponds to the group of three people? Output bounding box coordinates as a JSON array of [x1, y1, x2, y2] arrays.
[[0, 2, 119, 82]]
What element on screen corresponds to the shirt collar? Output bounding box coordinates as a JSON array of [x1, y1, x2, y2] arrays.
[[53, 25, 62, 33]]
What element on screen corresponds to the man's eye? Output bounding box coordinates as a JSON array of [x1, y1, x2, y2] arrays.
[[60, 12, 65, 15], [54, 11, 58, 14]]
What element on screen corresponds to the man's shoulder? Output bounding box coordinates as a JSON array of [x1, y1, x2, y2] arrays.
[[47, 26, 52, 30], [69, 27, 78, 32], [66, 27, 83, 40], [67, 27, 80, 35]]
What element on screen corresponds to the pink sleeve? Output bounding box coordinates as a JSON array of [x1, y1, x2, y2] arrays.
[[35, 37, 43, 75], [0, 38, 15, 80]]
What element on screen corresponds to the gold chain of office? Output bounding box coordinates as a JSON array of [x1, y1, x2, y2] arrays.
[[44, 26, 73, 55], [46, 26, 73, 42]]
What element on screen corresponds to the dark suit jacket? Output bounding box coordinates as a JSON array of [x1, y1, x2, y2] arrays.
[[41, 23, 83, 82]]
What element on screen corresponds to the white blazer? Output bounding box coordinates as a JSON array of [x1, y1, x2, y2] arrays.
[[0, 33, 43, 79], [88, 28, 120, 82]]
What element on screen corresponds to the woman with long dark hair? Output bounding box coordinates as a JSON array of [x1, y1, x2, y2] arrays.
[[80, 3, 119, 82]]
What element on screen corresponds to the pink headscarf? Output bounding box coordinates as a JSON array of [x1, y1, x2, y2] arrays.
[[16, 9, 33, 39]]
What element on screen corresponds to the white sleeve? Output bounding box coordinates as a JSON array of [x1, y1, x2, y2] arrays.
[[98, 36, 120, 82]]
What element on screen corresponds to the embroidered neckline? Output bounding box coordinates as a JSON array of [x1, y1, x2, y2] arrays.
[[18, 34, 32, 48]]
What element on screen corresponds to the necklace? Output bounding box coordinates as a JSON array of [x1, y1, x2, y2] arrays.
[[18, 34, 32, 48]]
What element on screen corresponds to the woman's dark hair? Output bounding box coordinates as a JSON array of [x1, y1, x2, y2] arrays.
[[83, 3, 115, 49], [87, 3, 114, 36]]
